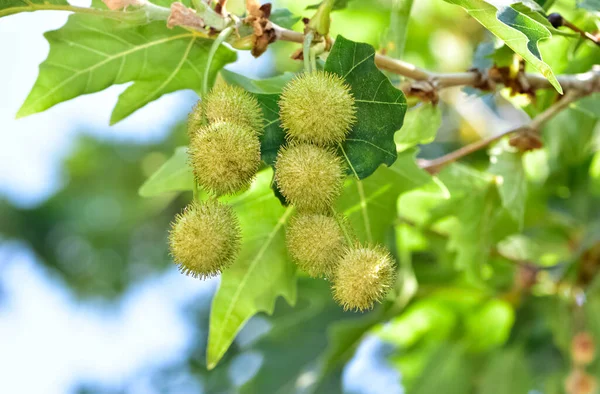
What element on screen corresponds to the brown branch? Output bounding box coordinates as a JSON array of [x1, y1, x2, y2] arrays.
[[270, 23, 600, 96], [417, 90, 585, 174]]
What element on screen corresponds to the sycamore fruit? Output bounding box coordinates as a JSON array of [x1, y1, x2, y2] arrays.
[[279, 71, 356, 146], [286, 213, 346, 278], [275, 143, 345, 212], [204, 84, 264, 135], [169, 201, 241, 279], [189, 122, 261, 196], [332, 245, 396, 311]]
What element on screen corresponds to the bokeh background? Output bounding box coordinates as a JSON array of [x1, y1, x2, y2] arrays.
[[0, 0, 580, 392]]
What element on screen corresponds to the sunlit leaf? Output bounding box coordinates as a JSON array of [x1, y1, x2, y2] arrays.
[[207, 169, 297, 369], [139, 147, 194, 197], [18, 14, 236, 123]]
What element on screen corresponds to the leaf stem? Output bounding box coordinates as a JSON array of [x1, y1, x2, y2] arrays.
[[202, 26, 233, 96], [338, 144, 373, 244], [330, 206, 354, 246], [303, 31, 315, 73]]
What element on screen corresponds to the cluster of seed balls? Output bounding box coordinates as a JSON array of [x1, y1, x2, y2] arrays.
[[276, 71, 396, 311], [169, 83, 264, 279], [168, 72, 397, 311]]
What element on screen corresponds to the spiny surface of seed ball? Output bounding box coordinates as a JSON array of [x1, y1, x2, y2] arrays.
[[332, 245, 396, 312], [279, 71, 356, 146], [275, 143, 345, 212], [286, 213, 346, 278], [169, 201, 241, 279], [572, 332, 596, 366], [190, 122, 261, 195], [204, 84, 264, 135], [187, 100, 206, 140]]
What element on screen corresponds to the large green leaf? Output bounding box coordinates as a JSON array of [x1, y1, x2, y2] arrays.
[[239, 279, 350, 394], [436, 164, 510, 280], [442, 0, 561, 93], [489, 144, 527, 230], [206, 169, 297, 369], [138, 147, 194, 197], [411, 345, 474, 394], [18, 14, 236, 123], [325, 35, 407, 179], [336, 149, 433, 244]]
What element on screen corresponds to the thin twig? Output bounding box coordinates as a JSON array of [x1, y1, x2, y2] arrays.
[[418, 90, 584, 174]]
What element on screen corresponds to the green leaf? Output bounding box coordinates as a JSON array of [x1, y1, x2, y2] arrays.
[[306, 0, 354, 11], [325, 35, 407, 179], [395, 103, 441, 150], [206, 169, 297, 370], [489, 144, 527, 230], [411, 345, 474, 394], [571, 93, 600, 119], [442, 0, 562, 93], [240, 279, 349, 394], [336, 149, 433, 243], [270, 8, 301, 29], [138, 147, 194, 197], [479, 347, 533, 394], [318, 310, 385, 378], [18, 14, 236, 123], [464, 299, 514, 351]]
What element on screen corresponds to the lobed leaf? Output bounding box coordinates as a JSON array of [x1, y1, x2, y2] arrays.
[[443, 0, 562, 93], [138, 147, 194, 197], [18, 14, 236, 123], [325, 35, 407, 179]]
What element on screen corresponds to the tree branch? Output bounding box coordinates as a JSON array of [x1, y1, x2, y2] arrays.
[[417, 90, 585, 174], [270, 23, 600, 96]]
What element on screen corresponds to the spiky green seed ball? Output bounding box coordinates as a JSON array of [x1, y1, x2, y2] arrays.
[[187, 100, 206, 140], [275, 143, 345, 212], [279, 71, 356, 146], [189, 122, 261, 196], [286, 213, 346, 278], [332, 245, 396, 311], [204, 84, 264, 135], [169, 201, 241, 279]]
